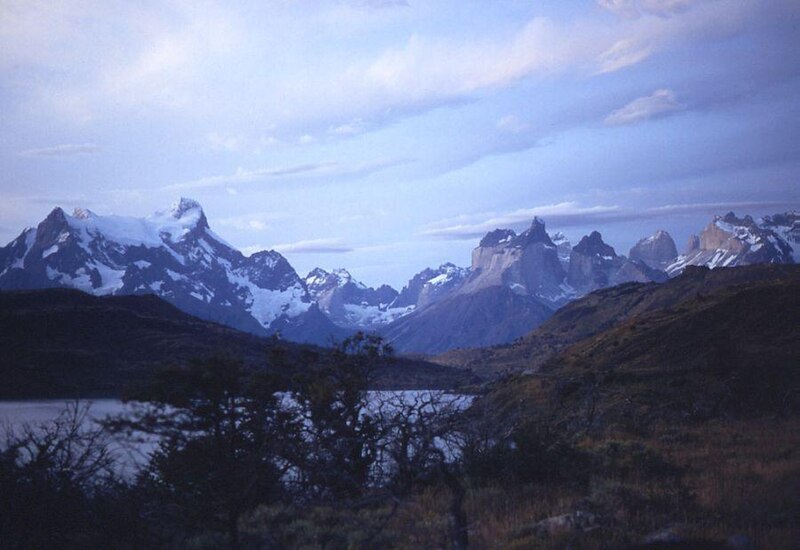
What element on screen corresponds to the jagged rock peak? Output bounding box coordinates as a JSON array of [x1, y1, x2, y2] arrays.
[[480, 229, 516, 247], [573, 231, 616, 258], [515, 217, 555, 247]]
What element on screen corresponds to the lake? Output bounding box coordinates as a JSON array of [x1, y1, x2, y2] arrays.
[[0, 392, 472, 475]]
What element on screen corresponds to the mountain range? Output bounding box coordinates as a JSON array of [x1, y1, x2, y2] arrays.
[[1, 199, 796, 354]]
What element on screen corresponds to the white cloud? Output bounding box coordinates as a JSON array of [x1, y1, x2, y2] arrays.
[[599, 0, 699, 19], [604, 88, 683, 126], [206, 132, 241, 152], [420, 202, 622, 240], [1, 0, 770, 136], [19, 143, 101, 157], [272, 238, 354, 254], [596, 38, 653, 74], [496, 115, 529, 133], [420, 199, 795, 241], [166, 157, 408, 191], [298, 134, 316, 145]]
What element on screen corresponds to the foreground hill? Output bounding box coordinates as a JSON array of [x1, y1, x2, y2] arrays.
[[0, 288, 476, 398], [436, 264, 800, 378], [447, 264, 799, 547], [481, 263, 800, 425]]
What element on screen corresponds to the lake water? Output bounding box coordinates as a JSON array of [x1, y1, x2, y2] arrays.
[[0, 392, 471, 475]]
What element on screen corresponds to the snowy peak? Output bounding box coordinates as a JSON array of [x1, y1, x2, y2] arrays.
[[171, 197, 204, 218], [0, 200, 343, 345], [392, 262, 470, 310], [667, 211, 795, 276], [761, 211, 799, 262], [304, 267, 404, 329]]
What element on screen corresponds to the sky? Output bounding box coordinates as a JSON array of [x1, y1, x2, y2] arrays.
[[1, 0, 799, 288]]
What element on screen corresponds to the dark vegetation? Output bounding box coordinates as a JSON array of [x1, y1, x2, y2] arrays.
[[1, 265, 798, 548], [0, 288, 477, 397]]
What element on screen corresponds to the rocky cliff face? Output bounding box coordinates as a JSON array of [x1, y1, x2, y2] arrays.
[[461, 217, 570, 306], [0, 199, 343, 345], [667, 212, 795, 276], [629, 230, 678, 270]]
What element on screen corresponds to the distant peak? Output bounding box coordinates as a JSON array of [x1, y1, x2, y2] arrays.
[[170, 197, 203, 218], [307, 267, 330, 278], [516, 217, 553, 246], [42, 206, 68, 225], [574, 230, 616, 258], [72, 207, 94, 220], [332, 268, 352, 280]]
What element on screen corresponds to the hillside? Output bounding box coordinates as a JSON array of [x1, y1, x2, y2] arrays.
[[435, 264, 800, 378], [0, 288, 476, 398], [450, 264, 800, 547]]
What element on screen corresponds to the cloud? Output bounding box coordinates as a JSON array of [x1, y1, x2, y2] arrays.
[[598, 0, 699, 19], [350, 0, 409, 9], [205, 132, 241, 152], [646, 201, 793, 216], [496, 115, 530, 133], [216, 211, 291, 232], [420, 202, 624, 240], [166, 158, 408, 191], [420, 199, 796, 241], [595, 38, 653, 74], [272, 238, 354, 254], [19, 143, 101, 157], [604, 89, 683, 126], [329, 118, 372, 136]]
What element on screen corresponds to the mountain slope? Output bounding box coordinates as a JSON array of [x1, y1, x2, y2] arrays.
[[383, 285, 554, 355], [0, 289, 476, 398]]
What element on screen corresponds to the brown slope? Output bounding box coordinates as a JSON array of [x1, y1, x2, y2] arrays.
[[482, 265, 800, 433], [435, 264, 800, 377], [0, 288, 476, 398]]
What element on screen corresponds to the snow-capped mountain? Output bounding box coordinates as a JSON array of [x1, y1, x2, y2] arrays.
[[0, 199, 342, 345], [760, 211, 799, 262], [304, 268, 411, 329], [666, 212, 795, 276]]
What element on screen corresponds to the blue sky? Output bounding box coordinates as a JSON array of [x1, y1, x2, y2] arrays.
[[1, 0, 799, 288]]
